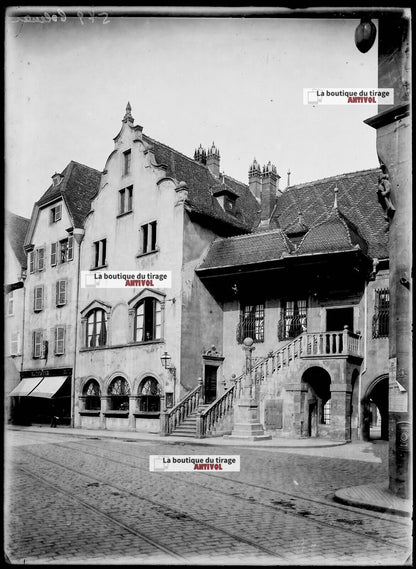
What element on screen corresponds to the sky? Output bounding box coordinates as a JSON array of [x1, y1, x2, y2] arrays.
[[5, 8, 379, 219]]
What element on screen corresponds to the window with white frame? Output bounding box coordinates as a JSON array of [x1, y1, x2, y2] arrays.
[[119, 186, 133, 214], [86, 308, 107, 348], [134, 298, 162, 342], [50, 203, 62, 223], [278, 299, 307, 340], [33, 330, 44, 358], [29, 247, 46, 273], [123, 149, 131, 175], [33, 286, 44, 312], [6, 291, 14, 316], [10, 331, 20, 356], [56, 280, 67, 306], [54, 326, 65, 355], [140, 221, 157, 254], [59, 237, 73, 264], [93, 239, 107, 268]]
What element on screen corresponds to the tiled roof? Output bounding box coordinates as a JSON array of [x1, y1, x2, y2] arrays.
[[5, 210, 30, 268], [198, 229, 293, 270], [273, 168, 386, 258], [36, 161, 102, 228], [296, 207, 368, 256], [143, 135, 260, 232]]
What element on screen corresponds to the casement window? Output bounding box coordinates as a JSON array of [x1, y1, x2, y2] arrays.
[[56, 280, 67, 306], [83, 379, 101, 410], [138, 377, 161, 413], [93, 239, 107, 268], [135, 298, 162, 342], [237, 303, 265, 344], [54, 326, 65, 355], [123, 149, 131, 175], [33, 330, 44, 358], [86, 308, 107, 347], [59, 237, 73, 264], [108, 377, 130, 411], [140, 221, 157, 254], [278, 300, 307, 341], [10, 332, 20, 356], [6, 291, 14, 316], [29, 247, 46, 273], [119, 186, 133, 214], [372, 289, 389, 338], [33, 286, 44, 312], [50, 204, 62, 223]]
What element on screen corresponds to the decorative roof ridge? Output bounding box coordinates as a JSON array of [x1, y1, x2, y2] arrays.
[[68, 159, 103, 175], [216, 227, 287, 242], [284, 166, 380, 192]]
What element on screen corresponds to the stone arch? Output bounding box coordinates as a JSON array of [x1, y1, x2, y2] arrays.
[[363, 374, 389, 441], [300, 366, 332, 438], [136, 375, 162, 414]]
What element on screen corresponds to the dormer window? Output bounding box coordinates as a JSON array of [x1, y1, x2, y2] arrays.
[[212, 187, 238, 215], [52, 172, 64, 187]]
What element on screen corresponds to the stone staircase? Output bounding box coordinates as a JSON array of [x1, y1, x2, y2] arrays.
[[170, 404, 210, 437]]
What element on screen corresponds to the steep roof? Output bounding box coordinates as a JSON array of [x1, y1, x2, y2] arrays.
[[198, 229, 293, 270], [143, 135, 260, 232], [5, 211, 30, 268], [35, 161, 102, 228], [273, 168, 386, 258]]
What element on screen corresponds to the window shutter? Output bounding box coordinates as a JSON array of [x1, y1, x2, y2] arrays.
[[11, 332, 19, 356], [38, 247, 45, 271], [51, 242, 57, 266], [29, 252, 35, 273], [56, 280, 67, 306], [34, 286, 43, 311], [33, 331, 42, 358], [55, 327, 65, 354], [68, 236, 74, 261]]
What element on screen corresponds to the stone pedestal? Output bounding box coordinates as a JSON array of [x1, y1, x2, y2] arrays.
[[224, 397, 271, 441]]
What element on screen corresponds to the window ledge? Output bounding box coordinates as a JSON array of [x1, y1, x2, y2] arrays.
[[129, 339, 164, 346], [136, 248, 159, 259], [134, 412, 160, 419], [79, 410, 100, 416], [116, 210, 133, 219], [90, 264, 108, 271], [104, 411, 129, 418]]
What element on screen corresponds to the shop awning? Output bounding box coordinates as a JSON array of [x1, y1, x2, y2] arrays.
[[28, 376, 69, 399], [8, 377, 44, 397]]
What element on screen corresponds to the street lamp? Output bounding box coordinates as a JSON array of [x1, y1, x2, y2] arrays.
[[161, 351, 176, 380], [354, 17, 377, 53]]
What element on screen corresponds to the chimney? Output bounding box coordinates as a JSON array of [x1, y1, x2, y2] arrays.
[[206, 142, 220, 177], [194, 144, 207, 165], [261, 161, 281, 220], [248, 158, 262, 202], [52, 172, 64, 187]]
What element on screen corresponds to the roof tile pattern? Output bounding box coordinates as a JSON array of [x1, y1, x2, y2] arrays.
[[5, 211, 30, 268], [143, 135, 260, 232], [36, 161, 101, 228]]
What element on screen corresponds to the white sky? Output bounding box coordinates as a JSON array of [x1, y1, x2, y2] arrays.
[[5, 9, 379, 219]]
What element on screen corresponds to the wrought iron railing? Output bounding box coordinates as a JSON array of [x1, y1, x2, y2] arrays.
[[277, 315, 307, 341], [372, 311, 389, 338]]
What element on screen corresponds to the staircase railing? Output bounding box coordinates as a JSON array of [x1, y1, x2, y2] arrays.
[[160, 379, 202, 435], [199, 328, 362, 437]]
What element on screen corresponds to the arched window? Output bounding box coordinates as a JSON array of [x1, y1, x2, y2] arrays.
[[83, 379, 101, 410], [108, 377, 130, 411], [86, 309, 107, 347], [138, 377, 161, 413], [135, 298, 161, 342]]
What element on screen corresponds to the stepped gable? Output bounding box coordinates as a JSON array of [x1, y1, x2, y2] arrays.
[[142, 135, 260, 232], [35, 161, 102, 228], [295, 206, 369, 256], [198, 229, 293, 271], [273, 168, 387, 259], [5, 211, 30, 268]]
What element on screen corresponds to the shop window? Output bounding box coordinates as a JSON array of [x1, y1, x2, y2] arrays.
[[108, 377, 130, 411], [135, 298, 161, 342], [138, 377, 161, 412], [278, 300, 307, 340], [83, 379, 101, 410], [237, 303, 264, 343], [372, 289, 389, 338]]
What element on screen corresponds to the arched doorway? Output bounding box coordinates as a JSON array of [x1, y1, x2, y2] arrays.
[[301, 367, 331, 437], [363, 375, 389, 441]]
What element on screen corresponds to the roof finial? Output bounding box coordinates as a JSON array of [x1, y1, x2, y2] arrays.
[[123, 101, 134, 124], [298, 210, 304, 224], [333, 186, 339, 210], [287, 169, 291, 187]]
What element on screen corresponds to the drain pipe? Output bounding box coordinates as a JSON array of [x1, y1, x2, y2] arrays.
[[358, 273, 370, 440], [71, 228, 85, 428]]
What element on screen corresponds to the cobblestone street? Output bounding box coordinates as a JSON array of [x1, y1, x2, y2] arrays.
[[4, 429, 412, 565]]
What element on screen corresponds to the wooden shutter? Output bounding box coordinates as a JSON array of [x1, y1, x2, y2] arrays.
[[37, 247, 45, 271], [55, 327, 65, 355], [68, 236, 74, 261], [51, 242, 57, 266], [34, 286, 44, 311]]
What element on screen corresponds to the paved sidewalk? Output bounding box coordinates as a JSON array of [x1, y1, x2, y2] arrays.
[[334, 482, 412, 517], [7, 424, 347, 448]]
